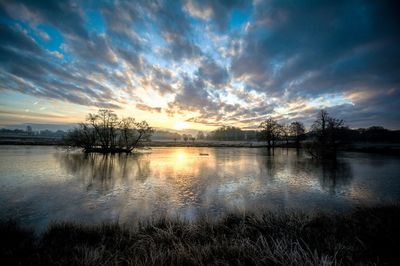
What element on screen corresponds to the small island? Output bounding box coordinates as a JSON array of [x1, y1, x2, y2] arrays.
[[64, 109, 154, 153]]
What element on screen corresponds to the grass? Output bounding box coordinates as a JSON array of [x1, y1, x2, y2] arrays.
[[1, 205, 400, 265]]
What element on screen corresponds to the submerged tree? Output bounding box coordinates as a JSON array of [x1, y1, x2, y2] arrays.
[[306, 110, 345, 159], [65, 123, 96, 151], [65, 109, 154, 153], [279, 124, 291, 145], [289, 121, 306, 148], [259, 117, 280, 148]]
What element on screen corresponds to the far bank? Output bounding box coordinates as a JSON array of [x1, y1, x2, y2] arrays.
[[1, 136, 400, 155]]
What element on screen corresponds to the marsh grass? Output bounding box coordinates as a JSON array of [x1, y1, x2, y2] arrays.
[[1, 206, 400, 265]]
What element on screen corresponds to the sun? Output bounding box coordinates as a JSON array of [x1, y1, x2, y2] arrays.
[[173, 121, 188, 131]]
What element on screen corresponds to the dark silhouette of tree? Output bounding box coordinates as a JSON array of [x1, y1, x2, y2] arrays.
[[134, 120, 153, 145], [259, 117, 280, 148], [306, 110, 345, 159], [289, 121, 305, 148], [65, 109, 153, 153], [120, 117, 135, 148], [86, 109, 118, 150], [363, 126, 390, 142], [278, 124, 290, 145], [65, 124, 96, 151]]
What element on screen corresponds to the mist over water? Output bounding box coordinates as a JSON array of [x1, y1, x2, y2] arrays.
[[1, 145, 399, 231]]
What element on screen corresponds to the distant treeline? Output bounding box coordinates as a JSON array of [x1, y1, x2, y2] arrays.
[[1, 122, 399, 143], [0, 127, 67, 138], [338, 126, 400, 143], [0, 127, 190, 141], [204, 125, 400, 143], [152, 130, 181, 140], [202, 126, 258, 141]]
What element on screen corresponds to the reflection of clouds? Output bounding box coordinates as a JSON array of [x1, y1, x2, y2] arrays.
[[347, 188, 375, 202], [56, 147, 355, 215], [57, 148, 279, 217], [263, 149, 353, 195], [4, 146, 400, 232], [249, 148, 355, 211], [49, 147, 395, 222], [280, 156, 354, 196]]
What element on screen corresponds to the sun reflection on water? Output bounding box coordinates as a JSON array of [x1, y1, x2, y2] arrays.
[[2, 146, 399, 230], [175, 149, 187, 164]]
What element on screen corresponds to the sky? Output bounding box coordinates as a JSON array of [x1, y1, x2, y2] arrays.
[[0, 0, 399, 131]]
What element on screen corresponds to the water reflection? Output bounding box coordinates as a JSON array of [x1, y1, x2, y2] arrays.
[[255, 148, 353, 194], [57, 148, 354, 201], [1, 146, 399, 230], [317, 161, 353, 194], [56, 153, 151, 192]]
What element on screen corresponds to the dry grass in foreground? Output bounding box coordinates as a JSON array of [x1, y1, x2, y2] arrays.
[[1, 205, 400, 265]]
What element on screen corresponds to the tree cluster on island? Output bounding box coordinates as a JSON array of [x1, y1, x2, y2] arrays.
[[0, 127, 67, 138], [305, 110, 345, 159], [65, 109, 153, 153]]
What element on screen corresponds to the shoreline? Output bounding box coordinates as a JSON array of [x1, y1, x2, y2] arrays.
[[1, 138, 400, 155]]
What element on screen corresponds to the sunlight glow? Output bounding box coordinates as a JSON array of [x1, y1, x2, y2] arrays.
[[175, 150, 187, 162], [173, 121, 188, 130]]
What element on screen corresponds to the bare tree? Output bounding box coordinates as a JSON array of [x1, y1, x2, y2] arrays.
[[87, 109, 119, 149], [279, 124, 291, 145], [65, 109, 153, 153], [64, 123, 96, 150], [259, 117, 280, 148], [327, 117, 344, 151], [289, 121, 305, 148], [119, 117, 136, 149], [306, 110, 345, 159], [311, 110, 329, 147], [312, 110, 344, 149], [133, 120, 154, 147]]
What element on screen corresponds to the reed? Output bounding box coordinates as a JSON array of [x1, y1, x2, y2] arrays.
[[1, 205, 399, 265]]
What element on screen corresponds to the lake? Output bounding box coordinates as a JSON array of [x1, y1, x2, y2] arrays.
[[0, 145, 399, 231]]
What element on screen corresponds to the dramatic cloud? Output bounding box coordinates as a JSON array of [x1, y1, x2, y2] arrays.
[[0, 0, 399, 129], [136, 103, 162, 113]]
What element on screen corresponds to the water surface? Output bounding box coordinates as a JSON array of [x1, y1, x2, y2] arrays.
[[0, 145, 399, 230]]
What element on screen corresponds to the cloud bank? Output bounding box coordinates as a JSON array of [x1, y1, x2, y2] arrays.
[[0, 0, 399, 128]]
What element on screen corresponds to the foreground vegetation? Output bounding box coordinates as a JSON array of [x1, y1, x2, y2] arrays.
[[1, 205, 400, 265]]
